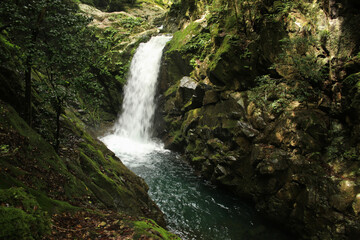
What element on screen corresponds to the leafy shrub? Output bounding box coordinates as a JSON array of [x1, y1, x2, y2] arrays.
[[119, 17, 143, 29], [276, 36, 327, 84]]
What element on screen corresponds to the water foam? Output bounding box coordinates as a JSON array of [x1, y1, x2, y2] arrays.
[[100, 35, 171, 160]]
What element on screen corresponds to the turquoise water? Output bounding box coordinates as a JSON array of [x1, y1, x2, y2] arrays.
[[105, 142, 290, 240]]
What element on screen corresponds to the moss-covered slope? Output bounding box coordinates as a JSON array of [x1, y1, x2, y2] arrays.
[[0, 99, 181, 239]]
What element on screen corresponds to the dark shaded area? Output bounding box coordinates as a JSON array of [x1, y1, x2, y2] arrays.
[[79, 0, 136, 11]]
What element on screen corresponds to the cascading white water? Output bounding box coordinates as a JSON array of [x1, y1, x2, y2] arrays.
[[115, 35, 171, 141], [101, 35, 171, 157]]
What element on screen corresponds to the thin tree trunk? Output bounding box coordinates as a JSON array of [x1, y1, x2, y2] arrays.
[[24, 7, 47, 126], [25, 63, 32, 126], [240, 1, 248, 36], [55, 99, 62, 153], [246, 0, 254, 31]]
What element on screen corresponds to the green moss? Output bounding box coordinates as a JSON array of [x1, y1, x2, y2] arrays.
[[344, 73, 360, 90], [210, 153, 222, 160], [181, 98, 193, 111], [194, 139, 206, 154], [171, 130, 184, 145], [0, 188, 50, 240], [185, 141, 195, 152], [225, 15, 238, 31], [33, 191, 79, 214], [133, 218, 180, 240], [164, 82, 179, 97], [208, 34, 232, 71], [0, 207, 38, 240], [222, 119, 239, 129], [181, 32, 211, 57], [167, 22, 201, 52], [192, 156, 206, 162]]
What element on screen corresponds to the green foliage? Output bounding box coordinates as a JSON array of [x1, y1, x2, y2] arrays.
[[208, 34, 233, 71], [0, 0, 103, 149], [164, 83, 179, 97], [0, 188, 50, 239], [276, 36, 326, 84], [0, 144, 10, 154], [119, 17, 143, 29], [167, 22, 201, 52], [115, 74, 127, 86], [273, 0, 295, 15], [0, 33, 19, 68], [252, 75, 281, 103], [343, 147, 360, 162], [255, 74, 273, 86], [181, 32, 211, 63]]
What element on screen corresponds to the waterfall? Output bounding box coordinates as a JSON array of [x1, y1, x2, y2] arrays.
[[101, 35, 171, 156], [100, 35, 289, 240]]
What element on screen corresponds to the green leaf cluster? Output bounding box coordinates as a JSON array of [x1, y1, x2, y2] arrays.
[[276, 36, 327, 84], [0, 0, 107, 149]]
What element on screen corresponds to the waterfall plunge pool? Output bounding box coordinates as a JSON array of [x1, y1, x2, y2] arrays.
[[102, 135, 290, 240], [100, 36, 291, 239]]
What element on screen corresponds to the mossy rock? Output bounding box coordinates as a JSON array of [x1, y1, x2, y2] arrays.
[[133, 218, 181, 240], [62, 110, 166, 226], [0, 101, 166, 227], [207, 35, 256, 90], [0, 188, 50, 240]]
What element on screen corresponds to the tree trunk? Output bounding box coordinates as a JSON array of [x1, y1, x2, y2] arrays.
[[231, 0, 241, 33], [25, 63, 32, 127], [240, 1, 248, 36], [24, 8, 46, 126], [246, 0, 254, 31], [55, 99, 62, 153]]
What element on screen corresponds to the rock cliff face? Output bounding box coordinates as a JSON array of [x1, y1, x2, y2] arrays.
[[157, 0, 360, 239]]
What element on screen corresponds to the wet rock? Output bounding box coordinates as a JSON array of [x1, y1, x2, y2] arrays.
[[318, 94, 332, 111], [248, 108, 267, 130], [225, 155, 237, 162], [230, 91, 248, 111], [221, 119, 240, 129], [180, 76, 198, 90], [203, 90, 219, 105], [175, 76, 198, 107], [237, 121, 259, 138], [234, 137, 251, 155], [252, 145, 288, 175], [230, 111, 243, 119], [159, 50, 192, 93], [330, 194, 353, 212], [182, 109, 201, 134], [215, 164, 228, 176], [353, 193, 360, 215], [206, 138, 229, 152], [330, 180, 356, 211]]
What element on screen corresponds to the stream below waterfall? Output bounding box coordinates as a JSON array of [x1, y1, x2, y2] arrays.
[[101, 36, 290, 240]]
